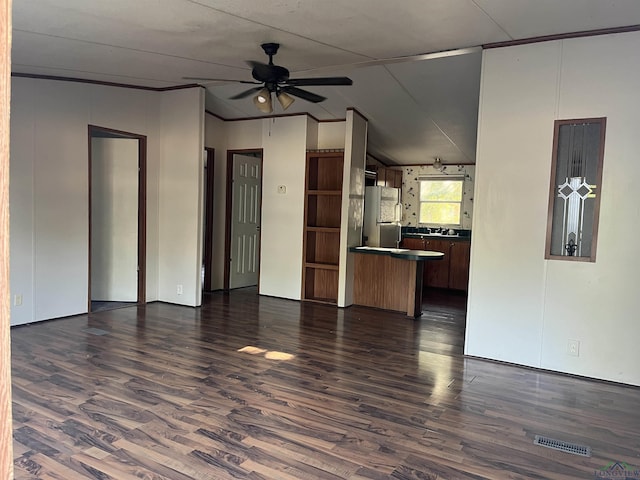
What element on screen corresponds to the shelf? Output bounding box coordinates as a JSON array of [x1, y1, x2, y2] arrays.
[[305, 226, 340, 233], [303, 296, 338, 305], [304, 262, 339, 270], [303, 152, 345, 304], [303, 267, 339, 304], [306, 189, 342, 196], [306, 154, 344, 191], [305, 230, 340, 265], [306, 195, 342, 228]]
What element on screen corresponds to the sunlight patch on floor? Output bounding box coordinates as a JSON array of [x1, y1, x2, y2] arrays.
[[237, 346, 267, 355], [238, 345, 295, 361], [264, 351, 294, 361]]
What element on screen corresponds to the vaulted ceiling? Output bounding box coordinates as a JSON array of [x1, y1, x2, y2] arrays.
[[11, 1, 640, 165]]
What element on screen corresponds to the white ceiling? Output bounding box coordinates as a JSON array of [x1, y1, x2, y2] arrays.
[[11, 0, 640, 165]]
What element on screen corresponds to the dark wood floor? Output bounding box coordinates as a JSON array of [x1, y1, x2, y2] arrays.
[[10, 288, 640, 479]]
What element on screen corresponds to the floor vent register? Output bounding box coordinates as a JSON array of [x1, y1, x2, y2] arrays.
[[534, 435, 592, 457]]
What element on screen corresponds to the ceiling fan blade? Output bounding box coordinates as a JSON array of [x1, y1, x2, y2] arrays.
[[182, 76, 260, 84], [286, 76, 353, 86], [229, 86, 264, 100], [282, 86, 326, 103]]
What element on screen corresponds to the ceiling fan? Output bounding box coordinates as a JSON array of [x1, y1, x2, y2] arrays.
[[184, 43, 353, 113]]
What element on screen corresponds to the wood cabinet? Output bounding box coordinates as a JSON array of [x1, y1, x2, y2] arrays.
[[392, 170, 403, 188], [302, 153, 344, 304], [448, 241, 471, 291], [400, 237, 423, 250], [366, 165, 402, 188], [400, 237, 471, 291], [378, 168, 402, 188], [424, 239, 450, 289]]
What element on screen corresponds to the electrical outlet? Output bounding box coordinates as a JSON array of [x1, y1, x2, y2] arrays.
[[13, 294, 22, 306], [177, 284, 183, 295], [567, 339, 580, 357]]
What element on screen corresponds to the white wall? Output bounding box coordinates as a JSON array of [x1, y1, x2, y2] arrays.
[[467, 31, 640, 386], [306, 117, 319, 151], [204, 115, 263, 290], [90, 138, 138, 301], [338, 111, 367, 307], [10, 77, 204, 324], [204, 114, 352, 299], [401, 164, 475, 229], [10, 78, 158, 324], [318, 121, 345, 149], [9, 79, 37, 325], [259, 116, 308, 299], [157, 88, 205, 307], [86, 84, 164, 304], [204, 114, 225, 290]]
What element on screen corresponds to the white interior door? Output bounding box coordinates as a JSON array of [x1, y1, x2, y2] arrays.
[[229, 154, 261, 289]]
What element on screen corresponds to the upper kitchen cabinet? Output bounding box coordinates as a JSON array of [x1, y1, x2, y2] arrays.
[[366, 165, 403, 188], [379, 168, 403, 189]]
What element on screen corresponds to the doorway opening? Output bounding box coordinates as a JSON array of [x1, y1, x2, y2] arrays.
[[224, 150, 263, 291], [202, 148, 215, 292], [88, 125, 146, 312]]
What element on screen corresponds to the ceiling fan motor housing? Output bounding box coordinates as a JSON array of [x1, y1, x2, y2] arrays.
[[251, 65, 289, 84]]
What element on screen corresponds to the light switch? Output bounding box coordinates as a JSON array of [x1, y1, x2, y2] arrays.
[[277, 185, 286, 194]]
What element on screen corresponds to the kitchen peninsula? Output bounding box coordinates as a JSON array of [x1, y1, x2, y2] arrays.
[[350, 247, 444, 317]]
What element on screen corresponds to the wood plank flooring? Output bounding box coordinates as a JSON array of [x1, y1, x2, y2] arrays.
[[10, 288, 640, 479]]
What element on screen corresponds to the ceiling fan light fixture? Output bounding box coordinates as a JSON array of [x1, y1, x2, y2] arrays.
[[276, 91, 295, 110], [253, 88, 272, 113]]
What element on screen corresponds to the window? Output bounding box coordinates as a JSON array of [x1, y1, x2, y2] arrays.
[[545, 117, 606, 262], [419, 178, 464, 226]]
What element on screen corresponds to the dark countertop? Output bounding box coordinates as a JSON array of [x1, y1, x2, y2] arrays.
[[402, 233, 470, 241], [349, 246, 444, 262]]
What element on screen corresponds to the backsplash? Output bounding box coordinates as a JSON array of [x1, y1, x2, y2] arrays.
[[400, 165, 475, 229]]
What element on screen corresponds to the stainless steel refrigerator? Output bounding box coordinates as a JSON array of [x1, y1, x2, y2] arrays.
[[364, 186, 402, 247]]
